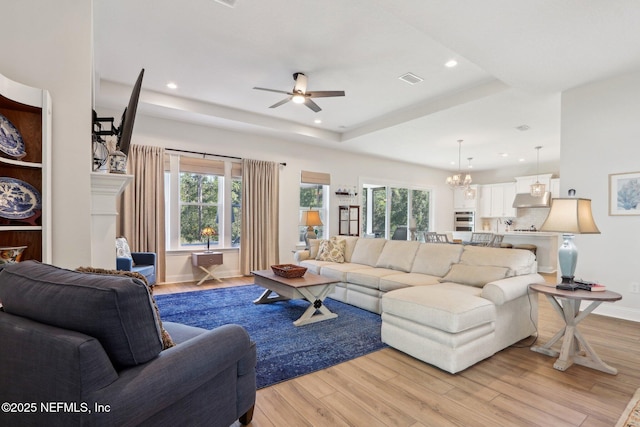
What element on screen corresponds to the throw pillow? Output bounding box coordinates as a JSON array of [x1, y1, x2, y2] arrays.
[[316, 237, 346, 263], [116, 237, 135, 265], [308, 238, 322, 259], [439, 263, 509, 288], [76, 266, 175, 350]]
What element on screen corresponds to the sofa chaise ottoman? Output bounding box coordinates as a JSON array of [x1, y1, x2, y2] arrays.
[[294, 236, 543, 373]]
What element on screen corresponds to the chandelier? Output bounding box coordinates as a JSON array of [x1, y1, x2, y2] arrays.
[[530, 146, 546, 197], [446, 140, 474, 198]]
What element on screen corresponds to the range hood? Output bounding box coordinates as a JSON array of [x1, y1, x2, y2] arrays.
[[512, 191, 552, 208]]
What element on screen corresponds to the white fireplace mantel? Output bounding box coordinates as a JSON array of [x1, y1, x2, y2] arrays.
[[90, 172, 132, 268]]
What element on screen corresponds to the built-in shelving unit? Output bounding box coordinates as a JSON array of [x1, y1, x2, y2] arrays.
[[0, 73, 52, 263]]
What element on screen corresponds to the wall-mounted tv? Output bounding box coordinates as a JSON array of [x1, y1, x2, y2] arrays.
[[117, 68, 144, 157]]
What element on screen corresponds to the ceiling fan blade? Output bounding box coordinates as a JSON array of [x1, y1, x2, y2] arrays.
[[306, 90, 346, 98], [293, 72, 308, 94], [253, 87, 293, 95], [304, 98, 322, 112], [269, 97, 292, 109]]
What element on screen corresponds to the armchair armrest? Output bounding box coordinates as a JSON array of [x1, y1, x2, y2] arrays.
[[481, 273, 544, 305], [87, 324, 255, 425], [116, 257, 133, 271]]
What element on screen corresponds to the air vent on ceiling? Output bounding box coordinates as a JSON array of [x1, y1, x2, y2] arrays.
[[398, 72, 424, 85], [516, 124, 530, 131], [214, 0, 237, 8]]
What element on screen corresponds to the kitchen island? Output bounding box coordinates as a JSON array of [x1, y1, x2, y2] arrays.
[[450, 231, 559, 274], [503, 232, 559, 273]]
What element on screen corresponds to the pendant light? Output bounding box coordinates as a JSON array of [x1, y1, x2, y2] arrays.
[[446, 140, 472, 189], [530, 146, 545, 197], [463, 157, 476, 199]]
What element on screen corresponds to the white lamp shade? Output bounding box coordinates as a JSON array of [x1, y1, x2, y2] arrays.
[[539, 198, 600, 234]]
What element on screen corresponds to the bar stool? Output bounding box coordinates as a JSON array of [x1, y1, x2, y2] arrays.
[[513, 243, 537, 257]]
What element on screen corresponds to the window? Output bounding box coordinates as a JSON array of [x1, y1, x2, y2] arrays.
[[165, 154, 241, 250], [362, 184, 431, 239], [179, 172, 220, 246], [299, 171, 330, 243]]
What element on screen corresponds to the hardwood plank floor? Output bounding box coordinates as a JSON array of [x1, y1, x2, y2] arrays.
[[154, 276, 640, 426]]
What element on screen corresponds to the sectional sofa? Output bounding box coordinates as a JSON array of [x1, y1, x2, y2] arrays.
[[294, 236, 543, 373]]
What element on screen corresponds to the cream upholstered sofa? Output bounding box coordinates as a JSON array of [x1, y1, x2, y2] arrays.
[[294, 236, 543, 373]]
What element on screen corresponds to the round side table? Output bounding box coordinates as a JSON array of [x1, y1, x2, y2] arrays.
[[529, 283, 622, 375]]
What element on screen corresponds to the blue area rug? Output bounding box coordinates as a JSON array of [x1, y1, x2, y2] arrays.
[[154, 285, 386, 388]]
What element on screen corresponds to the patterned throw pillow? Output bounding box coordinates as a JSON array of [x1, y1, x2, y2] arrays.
[[116, 237, 132, 258], [316, 237, 346, 263]]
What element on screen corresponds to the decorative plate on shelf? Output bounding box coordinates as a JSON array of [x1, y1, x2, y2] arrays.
[[0, 113, 26, 159], [0, 177, 42, 220]]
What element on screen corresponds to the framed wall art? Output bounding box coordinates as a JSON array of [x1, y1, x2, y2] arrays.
[[609, 171, 640, 215]]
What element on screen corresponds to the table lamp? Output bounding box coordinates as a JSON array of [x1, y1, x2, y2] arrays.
[[300, 210, 323, 249], [539, 197, 600, 290], [201, 226, 216, 252]]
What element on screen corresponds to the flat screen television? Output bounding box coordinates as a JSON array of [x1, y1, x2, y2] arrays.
[[117, 68, 144, 157]]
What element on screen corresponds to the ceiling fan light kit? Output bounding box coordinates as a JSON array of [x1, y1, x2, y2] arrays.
[[254, 72, 345, 112]]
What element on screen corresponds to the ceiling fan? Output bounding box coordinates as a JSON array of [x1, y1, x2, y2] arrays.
[[253, 72, 345, 112]]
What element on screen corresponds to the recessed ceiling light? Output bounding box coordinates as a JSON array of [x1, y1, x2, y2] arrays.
[[314, 119, 322, 124], [500, 153, 508, 157], [519, 158, 525, 162], [166, 82, 178, 89], [445, 60, 458, 68]]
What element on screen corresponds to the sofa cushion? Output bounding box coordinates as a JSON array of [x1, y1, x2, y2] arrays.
[[379, 272, 441, 292], [439, 264, 509, 287], [350, 238, 387, 267], [375, 240, 420, 272], [299, 259, 335, 274], [346, 267, 399, 289], [316, 237, 346, 263], [382, 284, 495, 333], [0, 261, 164, 368], [335, 236, 359, 263], [320, 263, 372, 282], [460, 245, 536, 276], [411, 243, 464, 277]]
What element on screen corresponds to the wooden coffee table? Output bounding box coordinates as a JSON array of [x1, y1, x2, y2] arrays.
[[251, 269, 339, 326], [529, 283, 622, 374]]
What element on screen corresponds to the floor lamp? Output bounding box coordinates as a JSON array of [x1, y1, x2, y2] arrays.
[[539, 197, 600, 290], [300, 210, 323, 250]]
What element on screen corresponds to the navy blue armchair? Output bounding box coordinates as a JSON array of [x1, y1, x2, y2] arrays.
[[116, 237, 157, 285], [117, 251, 157, 285]]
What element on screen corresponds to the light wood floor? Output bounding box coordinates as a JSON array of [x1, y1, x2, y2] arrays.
[[154, 276, 640, 426]]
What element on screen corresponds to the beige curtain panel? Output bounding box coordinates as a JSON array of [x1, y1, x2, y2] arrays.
[[119, 144, 166, 282], [240, 159, 280, 275]]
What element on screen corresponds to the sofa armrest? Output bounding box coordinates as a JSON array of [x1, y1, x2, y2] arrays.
[[293, 250, 310, 263], [87, 324, 255, 425], [481, 273, 544, 305], [116, 257, 133, 271], [131, 252, 157, 267]]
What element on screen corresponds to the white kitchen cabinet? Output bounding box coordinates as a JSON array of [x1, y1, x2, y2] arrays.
[[478, 185, 492, 217], [478, 183, 516, 217], [453, 185, 478, 210]]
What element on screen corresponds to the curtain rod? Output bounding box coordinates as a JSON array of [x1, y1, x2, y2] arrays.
[[165, 148, 286, 166]]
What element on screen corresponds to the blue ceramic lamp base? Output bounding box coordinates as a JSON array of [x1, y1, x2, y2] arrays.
[[556, 233, 579, 290]]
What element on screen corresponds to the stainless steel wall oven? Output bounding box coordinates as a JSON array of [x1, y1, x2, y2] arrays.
[[454, 211, 475, 232]]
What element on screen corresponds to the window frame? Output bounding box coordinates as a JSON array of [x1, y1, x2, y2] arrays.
[[165, 154, 241, 251]]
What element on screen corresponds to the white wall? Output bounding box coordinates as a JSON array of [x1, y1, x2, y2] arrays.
[[106, 111, 454, 282], [0, 1, 94, 268], [562, 70, 640, 321]]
